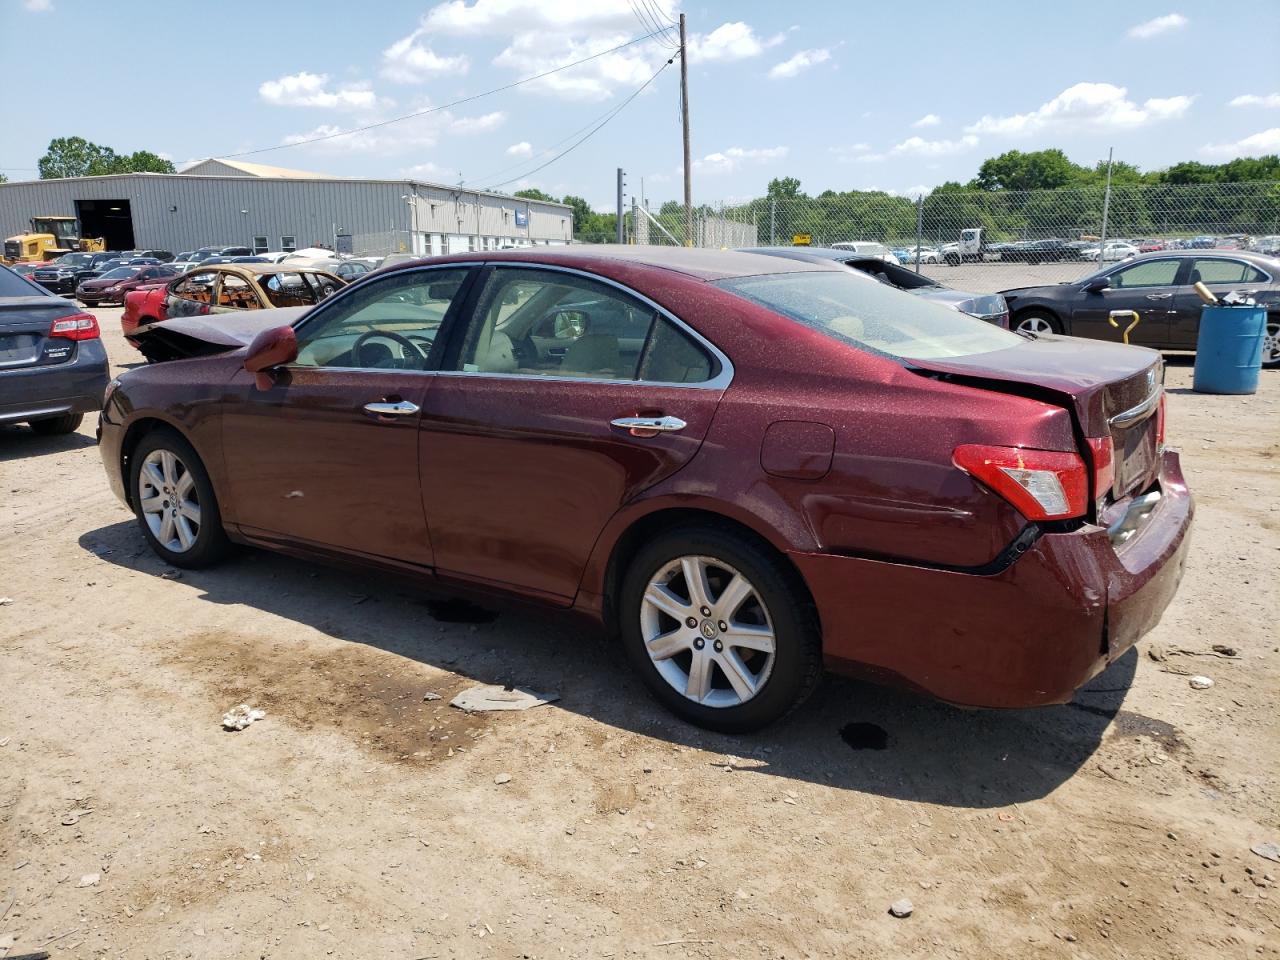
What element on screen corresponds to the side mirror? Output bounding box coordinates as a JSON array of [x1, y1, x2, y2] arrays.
[[1084, 277, 1110, 293], [552, 309, 588, 340], [244, 325, 297, 390]]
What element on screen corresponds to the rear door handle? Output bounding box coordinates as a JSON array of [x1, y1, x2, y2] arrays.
[[364, 400, 420, 417], [1145, 293, 1173, 300], [611, 415, 686, 434]]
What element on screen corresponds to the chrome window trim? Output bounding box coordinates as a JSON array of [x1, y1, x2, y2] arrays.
[[441, 260, 734, 391]]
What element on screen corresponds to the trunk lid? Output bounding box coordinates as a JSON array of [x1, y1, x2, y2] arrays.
[[134, 306, 310, 362], [0, 296, 81, 368], [911, 333, 1163, 501]]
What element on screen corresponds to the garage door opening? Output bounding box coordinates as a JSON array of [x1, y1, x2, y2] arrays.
[[75, 199, 135, 250]]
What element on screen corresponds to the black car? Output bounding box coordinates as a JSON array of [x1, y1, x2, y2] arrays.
[[1000, 238, 1086, 264], [0, 263, 109, 435], [741, 246, 1010, 326], [1000, 250, 1280, 366], [31, 252, 118, 294]]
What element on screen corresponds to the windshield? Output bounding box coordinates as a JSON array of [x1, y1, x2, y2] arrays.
[[716, 271, 1022, 361], [101, 267, 141, 280], [0, 265, 43, 296], [56, 253, 93, 268]]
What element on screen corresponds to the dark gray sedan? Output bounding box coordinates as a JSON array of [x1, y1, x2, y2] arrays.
[[999, 250, 1280, 366], [741, 246, 1010, 326], [0, 264, 109, 435]]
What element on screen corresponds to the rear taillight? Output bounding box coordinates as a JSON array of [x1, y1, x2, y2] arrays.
[[49, 312, 100, 341], [1087, 436, 1115, 500], [953, 444, 1088, 521], [1155, 392, 1166, 447]]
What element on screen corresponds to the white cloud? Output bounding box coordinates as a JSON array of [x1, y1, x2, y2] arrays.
[[889, 134, 978, 157], [966, 82, 1194, 136], [422, 0, 647, 34], [506, 141, 533, 156], [1128, 13, 1187, 39], [281, 106, 504, 154], [689, 22, 784, 63], [404, 161, 452, 180], [828, 143, 872, 163], [259, 72, 382, 111], [692, 145, 788, 174], [1230, 92, 1280, 109], [23, 0, 52, 10], [767, 48, 831, 80], [912, 113, 941, 128], [1200, 127, 1280, 159], [381, 33, 471, 83], [493, 32, 657, 100]]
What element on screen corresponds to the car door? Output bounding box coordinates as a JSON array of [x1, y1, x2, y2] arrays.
[[218, 266, 476, 566], [418, 264, 729, 603], [166, 270, 218, 318], [1069, 258, 1181, 347], [1170, 257, 1273, 347]]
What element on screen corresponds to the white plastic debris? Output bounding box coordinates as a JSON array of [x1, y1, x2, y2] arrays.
[[450, 684, 558, 713], [78, 872, 100, 887], [1188, 675, 1214, 690], [222, 704, 267, 730]]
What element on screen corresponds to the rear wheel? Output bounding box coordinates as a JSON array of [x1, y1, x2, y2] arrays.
[[28, 413, 83, 435], [1263, 318, 1280, 368], [129, 429, 230, 568], [1014, 311, 1061, 337], [618, 527, 822, 733]]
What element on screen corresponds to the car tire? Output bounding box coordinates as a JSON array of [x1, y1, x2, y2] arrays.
[[618, 526, 822, 733], [1264, 318, 1280, 369], [28, 413, 83, 435], [128, 428, 231, 568], [1013, 311, 1062, 337]]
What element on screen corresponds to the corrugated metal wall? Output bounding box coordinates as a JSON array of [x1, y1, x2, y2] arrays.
[[0, 174, 572, 252]]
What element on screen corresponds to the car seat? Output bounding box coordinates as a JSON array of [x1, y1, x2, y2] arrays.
[[562, 333, 621, 377]]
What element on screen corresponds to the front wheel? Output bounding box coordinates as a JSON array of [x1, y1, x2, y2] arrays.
[[1263, 319, 1280, 368], [1014, 311, 1061, 337], [618, 527, 822, 733], [129, 429, 230, 568]]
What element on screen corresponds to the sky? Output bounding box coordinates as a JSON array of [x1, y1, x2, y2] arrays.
[[2, 0, 1278, 211]]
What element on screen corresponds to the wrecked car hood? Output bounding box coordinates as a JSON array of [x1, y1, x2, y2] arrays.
[[133, 306, 311, 361]]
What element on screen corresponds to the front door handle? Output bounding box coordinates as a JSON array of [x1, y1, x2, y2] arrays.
[[364, 399, 420, 417], [1145, 293, 1173, 300], [611, 415, 687, 434]]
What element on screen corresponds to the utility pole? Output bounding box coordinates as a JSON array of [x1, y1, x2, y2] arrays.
[[616, 167, 625, 244], [1098, 146, 1114, 255], [679, 13, 692, 247]]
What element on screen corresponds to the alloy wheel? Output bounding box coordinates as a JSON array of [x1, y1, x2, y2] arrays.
[[639, 555, 776, 708], [138, 448, 201, 553], [1264, 321, 1280, 365], [1016, 315, 1055, 336]]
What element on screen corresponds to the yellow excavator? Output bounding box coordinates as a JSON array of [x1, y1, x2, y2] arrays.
[[3, 216, 105, 263]]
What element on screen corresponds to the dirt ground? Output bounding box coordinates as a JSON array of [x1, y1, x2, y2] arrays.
[[1, 307, 1277, 960]]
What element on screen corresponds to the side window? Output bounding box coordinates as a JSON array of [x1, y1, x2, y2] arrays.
[[217, 274, 258, 309], [453, 267, 717, 384], [639, 318, 716, 383], [173, 272, 215, 304], [456, 268, 656, 380], [294, 267, 470, 370], [262, 272, 320, 308], [1191, 259, 1267, 284], [1110, 260, 1179, 288]]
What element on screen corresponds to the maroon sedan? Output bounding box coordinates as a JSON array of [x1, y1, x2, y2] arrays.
[[97, 248, 1192, 731], [77, 264, 180, 307]]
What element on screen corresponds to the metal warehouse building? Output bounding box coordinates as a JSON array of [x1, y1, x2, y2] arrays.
[[0, 158, 574, 257]]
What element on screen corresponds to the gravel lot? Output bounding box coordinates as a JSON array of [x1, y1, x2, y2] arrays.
[[1, 305, 1277, 959]]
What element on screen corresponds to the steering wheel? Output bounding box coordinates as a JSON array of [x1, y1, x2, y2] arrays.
[[352, 330, 426, 369]]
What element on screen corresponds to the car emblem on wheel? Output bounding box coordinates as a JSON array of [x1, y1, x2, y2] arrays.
[[700, 619, 718, 640]]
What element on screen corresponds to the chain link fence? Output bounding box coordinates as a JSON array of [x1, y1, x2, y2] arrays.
[[628, 180, 1280, 292]]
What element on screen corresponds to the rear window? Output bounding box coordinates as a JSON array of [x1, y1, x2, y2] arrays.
[[716, 271, 1022, 361], [0, 265, 44, 297]]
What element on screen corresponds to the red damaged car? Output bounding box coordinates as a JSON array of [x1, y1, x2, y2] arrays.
[[97, 248, 1192, 731]]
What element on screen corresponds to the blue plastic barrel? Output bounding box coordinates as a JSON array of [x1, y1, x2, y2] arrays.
[[1193, 305, 1267, 395]]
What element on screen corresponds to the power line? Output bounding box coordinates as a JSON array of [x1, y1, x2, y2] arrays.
[[481, 56, 675, 191], [209, 30, 665, 160]]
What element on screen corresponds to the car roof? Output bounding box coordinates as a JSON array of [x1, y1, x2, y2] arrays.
[[185, 263, 342, 279], [381, 245, 840, 281], [1110, 249, 1279, 268]]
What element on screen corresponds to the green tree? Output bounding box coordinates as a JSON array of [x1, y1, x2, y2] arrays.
[[513, 187, 557, 202], [38, 136, 174, 179], [0, 172, 7, 184], [972, 149, 1082, 191]]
